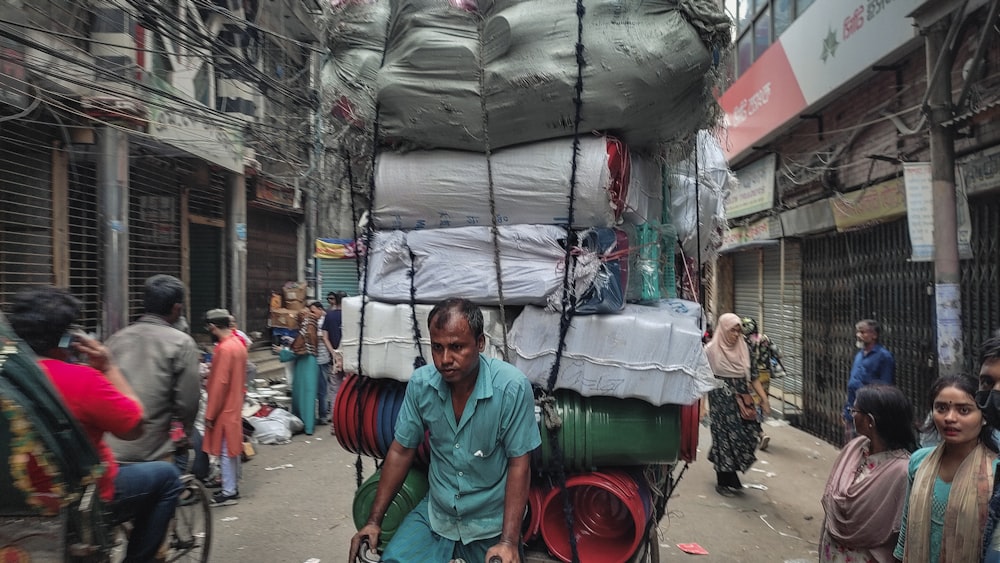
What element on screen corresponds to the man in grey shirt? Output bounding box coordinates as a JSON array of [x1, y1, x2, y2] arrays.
[[106, 275, 202, 464]]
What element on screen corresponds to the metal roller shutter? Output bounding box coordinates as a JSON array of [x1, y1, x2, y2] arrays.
[[129, 155, 186, 320], [189, 223, 223, 330], [762, 242, 803, 407], [0, 121, 54, 309], [246, 207, 299, 336], [318, 258, 359, 297], [67, 161, 101, 331], [732, 250, 759, 323]]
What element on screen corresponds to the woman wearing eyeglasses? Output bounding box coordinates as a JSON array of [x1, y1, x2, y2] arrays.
[[820, 384, 916, 562]]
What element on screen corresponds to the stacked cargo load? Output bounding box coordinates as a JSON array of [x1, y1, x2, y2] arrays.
[[322, 1, 731, 561]]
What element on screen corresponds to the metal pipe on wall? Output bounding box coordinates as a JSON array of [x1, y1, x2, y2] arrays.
[[97, 126, 129, 337], [228, 171, 247, 329]]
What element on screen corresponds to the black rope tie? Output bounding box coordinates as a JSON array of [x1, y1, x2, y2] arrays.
[[476, 10, 511, 361], [407, 245, 426, 370], [350, 11, 394, 491], [542, 2, 586, 563]]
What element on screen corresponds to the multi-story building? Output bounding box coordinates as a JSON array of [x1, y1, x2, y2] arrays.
[[0, 0, 327, 337], [713, 0, 1000, 442]]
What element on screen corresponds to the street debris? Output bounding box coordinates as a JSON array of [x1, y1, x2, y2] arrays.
[[220, 516, 238, 522], [676, 543, 709, 555], [759, 515, 804, 541], [265, 463, 295, 471]]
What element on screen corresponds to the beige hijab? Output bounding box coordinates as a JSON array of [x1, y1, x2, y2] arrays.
[[705, 313, 751, 379]]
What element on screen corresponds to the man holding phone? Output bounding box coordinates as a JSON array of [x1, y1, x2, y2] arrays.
[[106, 275, 201, 467], [8, 286, 183, 563]]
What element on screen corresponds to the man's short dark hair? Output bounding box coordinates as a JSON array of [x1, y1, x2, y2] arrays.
[[981, 336, 1000, 365], [144, 274, 185, 316], [428, 298, 484, 340], [8, 286, 80, 355]]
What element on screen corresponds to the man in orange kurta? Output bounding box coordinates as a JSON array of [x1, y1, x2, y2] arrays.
[[202, 308, 247, 506]]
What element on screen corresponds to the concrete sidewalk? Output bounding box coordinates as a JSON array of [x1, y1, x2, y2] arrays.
[[657, 418, 840, 562]]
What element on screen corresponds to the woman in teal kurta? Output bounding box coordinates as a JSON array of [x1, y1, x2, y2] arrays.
[[279, 308, 320, 435]]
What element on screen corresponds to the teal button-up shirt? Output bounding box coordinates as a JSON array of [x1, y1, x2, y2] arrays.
[[394, 355, 541, 543]]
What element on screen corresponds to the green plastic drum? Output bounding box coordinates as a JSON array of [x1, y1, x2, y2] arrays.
[[352, 466, 429, 549], [539, 391, 681, 471]]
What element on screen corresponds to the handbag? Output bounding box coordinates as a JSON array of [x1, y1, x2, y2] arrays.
[[735, 393, 757, 421]]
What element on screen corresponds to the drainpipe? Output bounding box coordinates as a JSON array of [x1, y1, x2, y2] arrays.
[[97, 127, 129, 337], [229, 171, 247, 329]]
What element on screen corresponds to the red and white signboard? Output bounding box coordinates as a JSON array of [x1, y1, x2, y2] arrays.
[[721, 0, 922, 163]]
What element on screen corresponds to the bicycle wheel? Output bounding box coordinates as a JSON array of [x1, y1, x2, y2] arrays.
[[166, 475, 212, 563]]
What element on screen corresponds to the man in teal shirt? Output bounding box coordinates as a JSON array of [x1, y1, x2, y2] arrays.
[[350, 298, 541, 563]]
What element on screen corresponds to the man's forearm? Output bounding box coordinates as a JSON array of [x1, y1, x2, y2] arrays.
[[366, 441, 417, 525], [499, 454, 532, 544]]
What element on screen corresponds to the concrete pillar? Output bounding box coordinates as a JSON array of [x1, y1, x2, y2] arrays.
[[97, 127, 129, 337], [228, 171, 247, 329], [926, 20, 964, 377]]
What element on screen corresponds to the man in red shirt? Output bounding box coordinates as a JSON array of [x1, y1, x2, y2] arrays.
[[202, 308, 247, 506], [8, 287, 182, 562]]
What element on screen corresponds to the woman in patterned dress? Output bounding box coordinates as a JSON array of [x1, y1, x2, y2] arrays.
[[705, 313, 771, 496]]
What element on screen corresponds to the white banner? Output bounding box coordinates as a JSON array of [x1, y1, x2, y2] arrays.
[[904, 162, 973, 261]]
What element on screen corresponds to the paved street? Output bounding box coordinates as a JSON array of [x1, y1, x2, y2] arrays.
[[209, 418, 839, 562]]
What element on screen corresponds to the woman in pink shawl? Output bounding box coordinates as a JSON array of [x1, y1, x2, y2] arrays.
[[820, 384, 916, 562], [705, 313, 771, 496]]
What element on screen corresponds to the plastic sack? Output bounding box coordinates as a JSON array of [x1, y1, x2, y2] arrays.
[[670, 131, 729, 262], [248, 417, 292, 445], [340, 296, 510, 380], [509, 304, 719, 405], [266, 407, 305, 434], [323, 0, 728, 152], [363, 225, 572, 306], [372, 136, 631, 230]]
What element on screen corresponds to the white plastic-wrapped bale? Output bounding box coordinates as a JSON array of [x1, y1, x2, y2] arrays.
[[362, 225, 570, 305], [372, 136, 631, 230], [358, 230, 413, 301], [670, 130, 730, 261], [340, 296, 509, 380], [508, 304, 718, 405], [622, 156, 664, 225]]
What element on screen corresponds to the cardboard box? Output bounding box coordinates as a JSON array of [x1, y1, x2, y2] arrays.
[[242, 441, 255, 460], [283, 282, 307, 303], [269, 308, 299, 329], [285, 298, 304, 311]]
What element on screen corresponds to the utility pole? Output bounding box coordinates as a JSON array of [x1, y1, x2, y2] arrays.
[[924, 18, 963, 377]]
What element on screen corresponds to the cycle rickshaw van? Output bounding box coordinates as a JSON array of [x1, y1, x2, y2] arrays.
[[0, 312, 113, 561]]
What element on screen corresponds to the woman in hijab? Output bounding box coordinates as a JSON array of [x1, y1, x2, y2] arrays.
[[820, 384, 916, 562], [705, 313, 771, 496]]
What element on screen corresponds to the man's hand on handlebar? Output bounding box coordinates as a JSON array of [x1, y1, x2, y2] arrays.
[[349, 524, 381, 562], [485, 539, 518, 563]]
